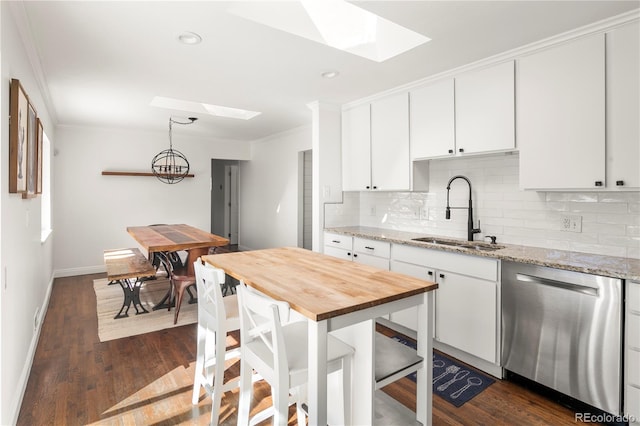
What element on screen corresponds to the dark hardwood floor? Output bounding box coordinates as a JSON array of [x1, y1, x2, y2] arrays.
[[18, 253, 592, 425]]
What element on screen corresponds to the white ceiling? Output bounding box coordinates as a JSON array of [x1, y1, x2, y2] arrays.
[[18, 1, 640, 141]]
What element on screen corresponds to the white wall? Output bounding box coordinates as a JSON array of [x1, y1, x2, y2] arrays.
[[1, 3, 56, 423], [53, 125, 251, 275], [326, 153, 640, 259], [239, 126, 311, 250]]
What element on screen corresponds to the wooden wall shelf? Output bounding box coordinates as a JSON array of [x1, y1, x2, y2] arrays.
[[101, 171, 195, 178]]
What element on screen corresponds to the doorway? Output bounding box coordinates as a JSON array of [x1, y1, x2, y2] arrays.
[[211, 159, 239, 245], [299, 150, 312, 250]]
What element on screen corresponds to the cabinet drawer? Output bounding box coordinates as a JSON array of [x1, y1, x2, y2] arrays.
[[354, 237, 390, 258], [629, 281, 640, 312], [628, 349, 640, 387], [323, 246, 352, 261], [324, 233, 353, 250], [392, 243, 498, 281], [629, 313, 640, 349], [354, 252, 389, 270]]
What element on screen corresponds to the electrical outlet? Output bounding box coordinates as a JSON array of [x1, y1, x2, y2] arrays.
[[369, 206, 376, 216], [560, 215, 582, 233]]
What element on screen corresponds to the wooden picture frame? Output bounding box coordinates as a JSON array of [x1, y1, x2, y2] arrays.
[[22, 101, 38, 199], [36, 118, 44, 194], [9, 79, 29, 193]]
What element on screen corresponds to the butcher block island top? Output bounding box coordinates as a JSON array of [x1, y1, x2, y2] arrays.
[[203, 246, 438, 322]]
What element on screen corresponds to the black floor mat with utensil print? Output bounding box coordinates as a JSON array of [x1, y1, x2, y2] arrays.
[[391, 335, 495, 407]]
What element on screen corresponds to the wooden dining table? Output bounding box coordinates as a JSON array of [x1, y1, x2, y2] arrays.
[[127, 224, 229, 275], [203, 246, 438, 426]]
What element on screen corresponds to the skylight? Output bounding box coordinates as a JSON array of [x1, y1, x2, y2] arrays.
[[227, 0, 431, 62], [150, 96, 261, 120]]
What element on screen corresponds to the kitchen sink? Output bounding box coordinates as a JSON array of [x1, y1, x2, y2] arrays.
[[411, 237, 504, 252]]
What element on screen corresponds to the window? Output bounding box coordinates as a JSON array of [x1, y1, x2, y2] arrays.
[[40, 132, 51, 242]]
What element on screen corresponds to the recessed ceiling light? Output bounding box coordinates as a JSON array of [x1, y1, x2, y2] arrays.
[[321, 71, 339, 79], [177, 31, 202, 45], [150, 96, 261, 120]]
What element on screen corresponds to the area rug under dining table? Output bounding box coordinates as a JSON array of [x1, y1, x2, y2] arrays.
[[93, 277, 197, 342]]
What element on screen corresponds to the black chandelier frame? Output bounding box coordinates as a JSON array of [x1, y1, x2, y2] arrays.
[[151, 117, 197, 184]]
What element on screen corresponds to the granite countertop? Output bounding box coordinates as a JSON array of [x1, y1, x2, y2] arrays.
[[325, 226, 640, 281]]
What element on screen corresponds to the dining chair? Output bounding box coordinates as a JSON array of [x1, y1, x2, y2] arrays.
[[191, 258, 241, 425], [236, 283, 354, 426], [155, 251, 195, 324]]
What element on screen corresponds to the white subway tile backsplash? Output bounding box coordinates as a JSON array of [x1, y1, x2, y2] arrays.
[[599, 192, 640, 203], [546, 193, 599, 203], [324, 153, 640, 259], [597, 213, 640, 226]]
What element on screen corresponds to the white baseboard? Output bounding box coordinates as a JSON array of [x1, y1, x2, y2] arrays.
[[54, 264, 106, 278], [11, 273, 54, 426]]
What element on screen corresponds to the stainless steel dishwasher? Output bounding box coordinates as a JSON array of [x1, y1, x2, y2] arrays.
[[501, 261, 623, 415]]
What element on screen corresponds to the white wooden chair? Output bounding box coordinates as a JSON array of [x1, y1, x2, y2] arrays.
[[236, 282, 354, 426], [191, 258, 241, 425]]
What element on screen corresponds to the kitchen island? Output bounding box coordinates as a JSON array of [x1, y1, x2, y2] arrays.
[[204, 246, 438, 425]]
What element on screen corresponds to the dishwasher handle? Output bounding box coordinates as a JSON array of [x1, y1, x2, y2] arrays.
[[516, 273, 599, 297]]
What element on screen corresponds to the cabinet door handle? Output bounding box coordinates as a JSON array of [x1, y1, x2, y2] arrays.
[[373, 186, 378, 189], [427, 271, 433, 276], [332, 240, 340, 244], [595, 181, 603, 187], [364, 246, 375, 250], [366, 186, 370, 189], [458, 148, 464, 153], [353, 253, 358, 258], [448, 149, 454, 154], [439, 273, 445, 279], [616, 180, 624, 186], [347, 252, 351, 256]]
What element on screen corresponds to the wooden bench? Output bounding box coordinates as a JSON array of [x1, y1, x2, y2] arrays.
[[104, 248, 157, 319]]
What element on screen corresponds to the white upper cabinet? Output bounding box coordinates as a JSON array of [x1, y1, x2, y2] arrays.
[[342, 103, 371, 191], [455, 61, 515, 155], [410, 61, 515, 160], [410, 79, 455, 159], [606, 21, 640, 189], [342, 92, 410, 191], [518, 33, 605, 190], [371, 92, 410, 191]]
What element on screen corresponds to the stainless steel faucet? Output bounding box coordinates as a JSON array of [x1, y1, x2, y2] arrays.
[[445, 175, 481, 241]]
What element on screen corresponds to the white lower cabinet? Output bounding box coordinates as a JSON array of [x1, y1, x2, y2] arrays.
[[324, 232, 354, 261], [390, 244, 501, 374], [324, 233, 391, 270], [353, 237, 390, 269], [435, 270, 497, 363], [390, 260, 435, 334], [626, 280, 640, 425], [325, 233, 502, 375]]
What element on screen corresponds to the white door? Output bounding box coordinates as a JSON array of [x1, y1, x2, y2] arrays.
[[224, 165, 239, 245]]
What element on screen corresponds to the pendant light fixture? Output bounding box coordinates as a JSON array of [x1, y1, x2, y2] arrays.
[[151, 116, 197, 184]]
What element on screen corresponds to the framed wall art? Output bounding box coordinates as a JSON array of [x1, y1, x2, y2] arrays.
[[22, 101, 38, 199], [9, 79, 29, 193], [36, 118, 44, 194]]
